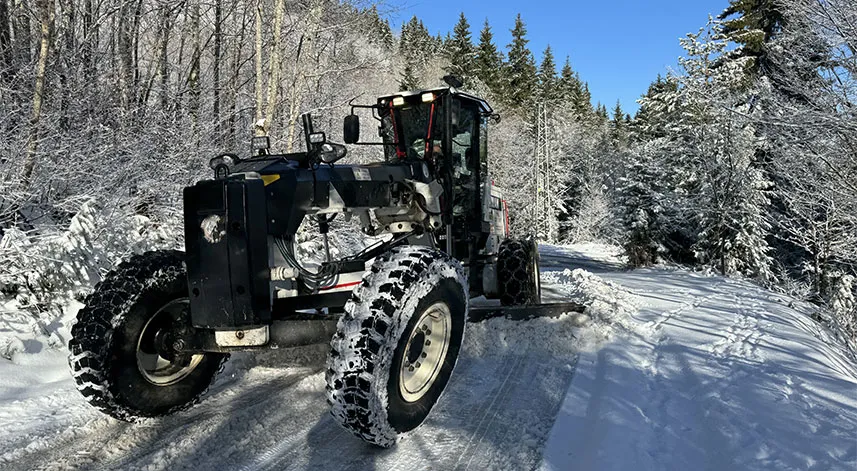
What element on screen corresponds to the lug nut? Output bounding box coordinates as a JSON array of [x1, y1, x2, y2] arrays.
[[421, 352, 427, 358], [422, 325, 428, 331], [408, 366, 415, 372], [426, 329, 432, 335], [425, 340, 431, 346], [415, 362, 421, 368]]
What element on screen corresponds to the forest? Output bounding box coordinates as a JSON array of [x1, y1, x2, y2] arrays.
[[0, 0, 855, 358]]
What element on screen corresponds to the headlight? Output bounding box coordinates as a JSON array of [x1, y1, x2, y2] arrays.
[[200, 214, 226, 244], [209, 153, 237, 170]]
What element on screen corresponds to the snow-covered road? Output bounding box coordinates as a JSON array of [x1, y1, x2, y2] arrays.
[[1, 245, 855, 470], [541, 245, 857, 470]]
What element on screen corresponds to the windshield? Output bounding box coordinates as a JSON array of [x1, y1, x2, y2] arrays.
[[380, 101, 443, 162]]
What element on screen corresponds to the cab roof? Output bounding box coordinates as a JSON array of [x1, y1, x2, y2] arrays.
[[377, 87, 494, 115]]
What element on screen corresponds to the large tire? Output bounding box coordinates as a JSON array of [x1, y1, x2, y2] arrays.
[[68, 250, 227, 421], [497, 238, 542, 306], [326, 246, 468, 447]]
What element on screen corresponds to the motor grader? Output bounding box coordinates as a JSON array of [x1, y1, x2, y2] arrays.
[[68, 79, 559, 447]]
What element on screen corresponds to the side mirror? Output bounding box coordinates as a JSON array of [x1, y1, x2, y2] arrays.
[[344, 115, 360, 144]]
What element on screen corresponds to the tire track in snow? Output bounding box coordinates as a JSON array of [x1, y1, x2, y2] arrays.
[[6, 367, 321, 471], [455, 348, 528, 469], [3, 329, 581, 471]]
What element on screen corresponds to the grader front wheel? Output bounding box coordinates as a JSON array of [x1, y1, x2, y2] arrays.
[[325, 246, 468, 447]]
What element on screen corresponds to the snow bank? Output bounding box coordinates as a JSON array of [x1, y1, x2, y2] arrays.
[[467, 267, 640, 358], [0, 200, 177, 360]]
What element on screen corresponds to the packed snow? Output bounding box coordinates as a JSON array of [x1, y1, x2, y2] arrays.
[[0, 244, 854, 470]]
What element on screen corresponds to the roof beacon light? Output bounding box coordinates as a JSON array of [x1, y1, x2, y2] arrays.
[[421, 93, 435, 103], [392, 96, 406, 107]]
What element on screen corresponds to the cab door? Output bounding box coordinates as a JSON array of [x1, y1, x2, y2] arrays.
[[447, 99, 484, 263]]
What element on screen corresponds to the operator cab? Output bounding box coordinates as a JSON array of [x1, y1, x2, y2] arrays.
[[344, 86, 496, 261]]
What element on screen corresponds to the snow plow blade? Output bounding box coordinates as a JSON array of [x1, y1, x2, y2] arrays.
[[468, 302, 587, 322]]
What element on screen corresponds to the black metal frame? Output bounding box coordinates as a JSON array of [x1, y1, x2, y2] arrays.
[[178, 86, 556, 354]]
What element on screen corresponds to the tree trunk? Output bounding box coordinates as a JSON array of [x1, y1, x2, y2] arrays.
[[0, 0, 11, 80], [285, 0, 323, 152], [81, 0, 92, 76], [188, 0, 201, 124], [12, 0, 30, 65], [156, 2, 171, 113], [263, 0, 285, 139], [253, 1, 264, 136], [131, 0, 144, 111], [22, 0, 53, 187], [212, 0, 222, 144], [227, 0, 247, 147], [57, 0, 73, 130], [117, 0, 134, 115]]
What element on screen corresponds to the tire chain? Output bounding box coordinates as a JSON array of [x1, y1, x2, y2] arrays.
[[325, 245, 463, 447], [497, 239, 538, 306], [67, 250, 228, 422]]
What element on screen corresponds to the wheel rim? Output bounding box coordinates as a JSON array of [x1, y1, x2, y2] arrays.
[[532, 247, 541, 302], [136, 298, 203, 386], [399, 301, 452, 403]]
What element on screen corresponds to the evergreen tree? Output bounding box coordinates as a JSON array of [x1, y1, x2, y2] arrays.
[[611, 100, 628, 148], [445, 13, 476, 86], [633, 21, 775, 278], [633, 74, 680, 140], [618, 143, 666, 266], [503, 14, 538, 108], [400, 16, 434, 71], [366, 6, 393, 51], [595, 103, 608, 121], [718, 0, 785, 76], [437, 33, 449, 56], [612, 100, 624, 126], [537, 45, 559, 103], [580, 83, 594, 116], [558, 56, 587, 116], [474, 19, 504, 92], [399, 63, 419, 91]]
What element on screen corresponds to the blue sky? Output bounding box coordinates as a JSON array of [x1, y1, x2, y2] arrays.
[[393, 0, 729, 115]]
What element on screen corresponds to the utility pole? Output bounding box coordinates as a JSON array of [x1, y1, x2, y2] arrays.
[[534, 102, 553, 243]]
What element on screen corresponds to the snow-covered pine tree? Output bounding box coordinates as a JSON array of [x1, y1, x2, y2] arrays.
[[365, 6, 394, 51], [718, 0, 786, 77], [558, 57, 587, 118], [399, 63, 419, 91], [473, 19, 504, 94], [595, 103, 608, 122], [445, 13, 475, 87], [399, 16, 435, 84], [502, 14, 538, 108], [618, 140, 665, 266], [537, 45, 559, 104], [611, 100, 628, 149], [677, 21, 774, 280], [633, 74, 680, 140]]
